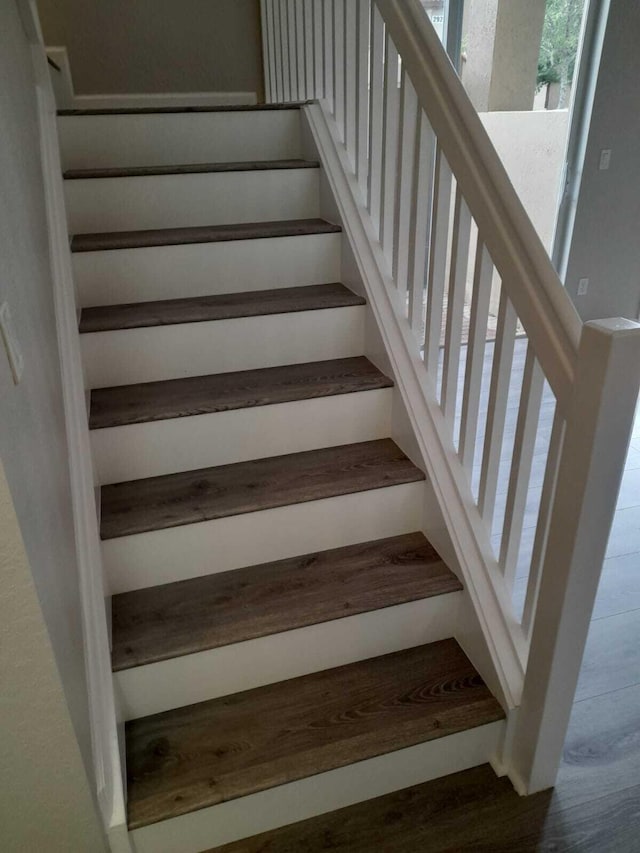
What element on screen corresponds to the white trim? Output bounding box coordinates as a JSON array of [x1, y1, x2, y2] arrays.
[[130, 721, 505, 853], [22, 6, 129, 848], [46, 46, 257, 110], [303, 102, 525, 708]]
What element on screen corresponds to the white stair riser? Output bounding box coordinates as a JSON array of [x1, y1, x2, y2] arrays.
[[103, 482, 426, 594], [82, 307, 365, 388], [73, 233, 342, 307], [117, 593, 461, 720], [65, 169, 320, 233], [130, 721, 505, 853], [58, 110, 302, 170], [92, 389, 393, 484]]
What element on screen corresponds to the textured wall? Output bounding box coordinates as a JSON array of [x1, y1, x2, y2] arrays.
[[0, 0, 93, 776], [0, 460, 105, 851], [37, 0, 264, 98]]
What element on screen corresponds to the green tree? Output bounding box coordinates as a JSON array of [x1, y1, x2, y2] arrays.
[[537, 0, 586, 107]]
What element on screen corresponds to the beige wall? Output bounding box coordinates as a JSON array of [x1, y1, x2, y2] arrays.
[[37, 0, 264, 98], [481, 110, 569, 251], [0, 457, 105, 851], [1, 0, 94, 780]]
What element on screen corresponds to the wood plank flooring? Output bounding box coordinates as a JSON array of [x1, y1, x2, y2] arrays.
[[111, 532, 461, 670], [79, 283, 364, 334], [100, 439, 425, 540], [125, 640, 504, 829], [89, 357, 392, 429], [64, 159, 319, 180], [71, 217, 341, 253]]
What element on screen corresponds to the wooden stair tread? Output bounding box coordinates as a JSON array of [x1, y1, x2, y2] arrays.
[[125, 639, 505, 829], [79, 283, 363, 334], [58, 103, 309, 116], [89, 357, 391, 429], [100, 439, 425, 540], [204, 764, 515, 853], [64, 158, 320, 180], [111, 532, 462, 671], [71, 217, 341, 253]]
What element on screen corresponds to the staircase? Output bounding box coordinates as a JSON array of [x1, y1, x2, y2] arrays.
[[59, 104, 506, 852]]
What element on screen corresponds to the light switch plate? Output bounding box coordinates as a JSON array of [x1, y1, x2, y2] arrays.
[[0, 301, 24, 384]]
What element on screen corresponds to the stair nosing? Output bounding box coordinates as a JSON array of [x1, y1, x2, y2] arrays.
[[125, 639, 505, 829], [111, 532, 462, 671], [89, 357, 392, 430], [71, 217, 342, 253], [99, 439, 425, 541], [79, 283, 364, 334], [63, 158, 320, 180], [58, 102, 311, 116]]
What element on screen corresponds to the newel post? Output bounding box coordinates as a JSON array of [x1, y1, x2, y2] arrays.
[[510, 318, 640, 794]]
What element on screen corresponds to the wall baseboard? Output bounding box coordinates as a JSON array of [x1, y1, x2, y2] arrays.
[[22, 13, 131, 853], [46, 46, 257, 110]]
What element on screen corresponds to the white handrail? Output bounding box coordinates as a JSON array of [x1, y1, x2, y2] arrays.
[[260, 0, 640, 796], [377, 0, 582, 409]]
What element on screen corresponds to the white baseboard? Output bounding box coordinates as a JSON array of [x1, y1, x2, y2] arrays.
[[46, 46, 256, 110], [29, 20, 128, 849]]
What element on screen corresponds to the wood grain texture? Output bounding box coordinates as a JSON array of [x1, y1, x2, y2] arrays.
[[111, 532, 461, 670], [100, 439, 425, 540], [89, 357, 391, 429], [125, 640, 504, 828], [71, 217, 341, 253], [206, 766, 640, 853], [58, 103, 309, 116], [64, 159, 319, 180], [79, 283, 364, 334]]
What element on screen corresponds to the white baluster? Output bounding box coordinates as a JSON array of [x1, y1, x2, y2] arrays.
[[393, 70, 418, 303], [355, 0, 371, 198], [408, 111, 436, 338], [313, 0, 324, 98], [458, 240, 493, 475], [499, 345, 545, 587], [423, 147, 452, 373], [323, 0, 334, 113], [295, 0, 306, 100], [333, 0, 346, 139], [367, 3, 385, 231], [304, 0, 314, 99], [287, 0, 297, 100], [441, 190, 472, 430], [521, 409, 564, 636], [380, 34, 399, 264], [477, 288, 517, 529], [274, 0, 284, 102], [344, 0, 358, 167]]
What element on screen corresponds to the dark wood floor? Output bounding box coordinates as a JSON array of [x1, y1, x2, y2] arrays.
[[206, 357, 640, 851]]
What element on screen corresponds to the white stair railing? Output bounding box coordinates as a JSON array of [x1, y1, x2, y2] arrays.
[[260, 0, 640, 794]]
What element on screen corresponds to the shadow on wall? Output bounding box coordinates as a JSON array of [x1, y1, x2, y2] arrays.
[[36, 0, 264, 101]]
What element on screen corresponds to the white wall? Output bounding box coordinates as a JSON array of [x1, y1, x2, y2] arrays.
[[36, 0, 264, 99], [564, 0, 640, 321], [0, 0, 94, 783], [0, 460, 105, 851]]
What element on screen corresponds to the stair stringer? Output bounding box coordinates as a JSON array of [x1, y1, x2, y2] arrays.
[[301, 101, 526, 712]]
